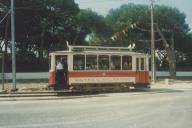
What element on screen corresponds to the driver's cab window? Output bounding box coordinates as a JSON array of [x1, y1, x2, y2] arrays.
[[136, 57, 145, 70]]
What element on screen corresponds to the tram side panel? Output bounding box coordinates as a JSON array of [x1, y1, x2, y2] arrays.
[[48, 69, 150, 89], [68, 71, 136, 85], [135, 71, 150, 86], [48, 53, 69, 88], [49, 71, 56, 86], [48, 48, 150, 89], [68, 70, 150, 87], [49, 53, 56, 86], [48, 70, 150, 89], [134, 56, 150, 87]]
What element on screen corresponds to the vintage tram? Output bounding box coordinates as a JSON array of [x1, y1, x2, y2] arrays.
[[48, 44, 150, 91]]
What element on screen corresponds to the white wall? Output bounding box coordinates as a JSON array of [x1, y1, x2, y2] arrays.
[[2, 72, 48, 79]]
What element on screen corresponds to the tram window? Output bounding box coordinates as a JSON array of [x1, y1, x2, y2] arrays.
[[122, 56, 132, 70], [73, 55, 85, 70], [141, 58, 145, 70], [136, 58, 139, 70], [86, 55, 97, 70], [110, 55, 121, 70], [99, 55, 109, 70]]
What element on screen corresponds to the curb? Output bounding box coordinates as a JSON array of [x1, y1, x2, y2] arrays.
[[0, 94, 106, 101], [0, 90, 104, 101], [0, 90, 73, 98]]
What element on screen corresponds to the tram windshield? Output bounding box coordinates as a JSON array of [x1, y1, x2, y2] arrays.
[[136, 57, 145, 70]]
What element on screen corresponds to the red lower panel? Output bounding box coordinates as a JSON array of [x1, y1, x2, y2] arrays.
[[135, 71, 150, 84], [48, 71, 56, 85], [68, 71, 149, 84]]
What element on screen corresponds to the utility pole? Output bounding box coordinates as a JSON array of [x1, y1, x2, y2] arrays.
[[151, 0, 156, 83], [2, 53, 4, 90], [11, 0, 17, 91]]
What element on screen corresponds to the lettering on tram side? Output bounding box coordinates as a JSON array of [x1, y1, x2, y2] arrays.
[[69, 77, 136, 84]]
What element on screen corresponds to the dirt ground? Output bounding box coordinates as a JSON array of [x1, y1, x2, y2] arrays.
[[151, 78, 192, 90], [0, 80, 49, 91]]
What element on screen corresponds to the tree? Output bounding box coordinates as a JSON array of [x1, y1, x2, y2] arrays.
[[73, 9, 110, 45], [105, 4, 150, 48], [104, 3, 191, 78], [0, 0, 79, 71], [0, 1, 10, 54], [153, 5, 190, 79]]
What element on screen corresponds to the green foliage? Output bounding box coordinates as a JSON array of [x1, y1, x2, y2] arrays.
[[74, 9, 111, 45], [104, 3, 191, 53], [177, 32, 192, 52], [0, 0, 80, 71], [105, 3, 150, 49], [153, 5, 190, 52], [0, 0, 79, 52], [154, 5, 189, 33], [1, 1, 192, 71], [106, 4, 149, 31]]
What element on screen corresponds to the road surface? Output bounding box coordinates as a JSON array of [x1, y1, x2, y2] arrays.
[[0, 85, 192, 128]]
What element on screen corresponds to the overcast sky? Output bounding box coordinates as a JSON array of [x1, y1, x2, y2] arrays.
[[75, 0, 192, 30]]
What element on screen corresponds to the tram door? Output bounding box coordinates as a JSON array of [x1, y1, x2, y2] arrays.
[[55, 55, 68, 89], [136, 57, 146, 83]]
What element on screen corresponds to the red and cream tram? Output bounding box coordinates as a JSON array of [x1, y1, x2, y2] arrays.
[[49, 45, 150, 91]]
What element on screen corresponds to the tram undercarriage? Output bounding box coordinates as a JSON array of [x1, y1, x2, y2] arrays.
[[69, 83, 131, 92], [52, 82, 150, 93]]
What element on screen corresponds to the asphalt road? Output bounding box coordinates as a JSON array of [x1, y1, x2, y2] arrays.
[[0, 87, 192, 128]]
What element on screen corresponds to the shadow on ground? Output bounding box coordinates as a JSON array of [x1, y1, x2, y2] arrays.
[[56, 88, 184, 97]]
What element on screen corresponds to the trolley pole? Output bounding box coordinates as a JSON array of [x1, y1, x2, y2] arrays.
[[11, 0, 17, 91], [151, 0, 156, 83]]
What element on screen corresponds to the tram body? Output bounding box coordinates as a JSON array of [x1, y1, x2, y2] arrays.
[[49, 45, 150, 90]]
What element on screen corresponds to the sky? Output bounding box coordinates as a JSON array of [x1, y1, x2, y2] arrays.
[[75, 0, 192, 30]]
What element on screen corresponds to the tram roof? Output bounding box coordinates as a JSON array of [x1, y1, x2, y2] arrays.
[[50, 45, 148, 55], [50, 50, 147, 56]]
